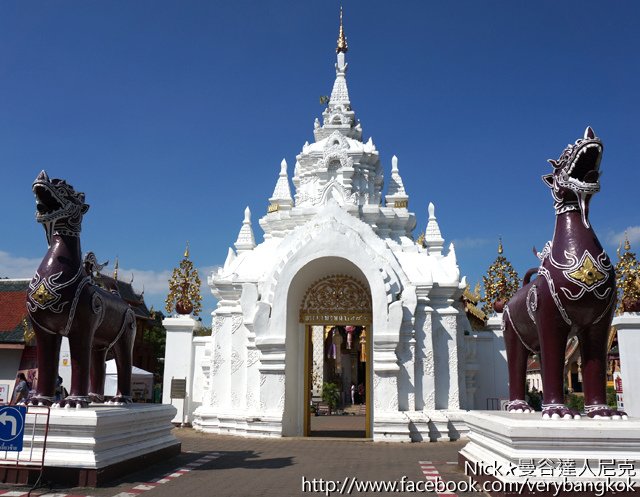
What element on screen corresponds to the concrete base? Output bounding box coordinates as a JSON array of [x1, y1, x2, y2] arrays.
[[459, 411, 640, 495], [193, 407, 283, 438], [0, 403, 180, 486]]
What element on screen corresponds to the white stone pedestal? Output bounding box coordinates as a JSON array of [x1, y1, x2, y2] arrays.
[[162, 314, 201, 424], [0, 404, 180, 486], [613, 312, 640, 417], [460, 411, 640, 492]]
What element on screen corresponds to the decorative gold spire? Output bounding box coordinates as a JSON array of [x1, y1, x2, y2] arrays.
[[113, 256, 119, 281], [166, 244, 202, 316], [615, 235, 640, 313], [482, 239, 520, 315], [336, 6, 348, 53]]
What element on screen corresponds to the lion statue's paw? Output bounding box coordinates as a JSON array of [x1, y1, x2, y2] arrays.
[[506, 399, 534, 413], [585, 404, 627, 420], [542, 403, 579, 420]]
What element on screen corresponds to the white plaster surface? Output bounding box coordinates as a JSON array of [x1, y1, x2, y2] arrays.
[[613, 312, 640, 417], [460, 411, 640, 485], [162, 314, 200, 424], [0, 404, 178, 469]]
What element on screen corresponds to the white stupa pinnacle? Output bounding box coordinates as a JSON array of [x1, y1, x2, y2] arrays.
[[269, 159, 293, 210], [235, 206, 257, 252], [424, 202, 445, 255], [385, 155, 409, 208], [314, 8, 360, 142]]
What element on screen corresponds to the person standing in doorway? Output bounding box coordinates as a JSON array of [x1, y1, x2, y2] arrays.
[[12, 373, 29, 404], [350, 383, 355, 405]]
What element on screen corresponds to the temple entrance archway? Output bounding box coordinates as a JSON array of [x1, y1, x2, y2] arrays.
[[281, 258, 373, 438], [300, 275, 372, 438]]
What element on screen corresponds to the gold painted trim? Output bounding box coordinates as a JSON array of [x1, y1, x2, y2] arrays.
[[304, 325, 311, 437], [301, 314, 370, 325], [365, 324, 372, 438]]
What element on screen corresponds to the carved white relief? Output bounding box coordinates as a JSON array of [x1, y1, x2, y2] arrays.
[[277, 392, 285, 410], [231, 314, 243, 334], [449, 388, 460, 409], [441, 315, 458, 335], [231, 350, 243, 374], [424, 390, 435, 410], [213, 315, 224, 334], [247, 349, 259, 368], [448, 345, 459, 371], [231, 392, 239, 407], [260, 374, 267, 387], [211, 343, 224, 376], [423, 350, 434, 376]]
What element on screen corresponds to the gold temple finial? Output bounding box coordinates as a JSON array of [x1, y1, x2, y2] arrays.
[[113, 256, 119, 281], [615, 233, 640, 313], [166, 244, 202, 317], [336, 6, 348, 54], [482, 240, 519, 315]]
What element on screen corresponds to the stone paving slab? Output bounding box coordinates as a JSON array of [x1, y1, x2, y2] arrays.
[[0, 428, 486, 497]]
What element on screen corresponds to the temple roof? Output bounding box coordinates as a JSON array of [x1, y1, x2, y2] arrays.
[[0, 279, 29, 344], [94, 274, 152, 320]]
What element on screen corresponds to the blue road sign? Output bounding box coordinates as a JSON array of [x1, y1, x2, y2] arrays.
[[0, 405, 26, 452]]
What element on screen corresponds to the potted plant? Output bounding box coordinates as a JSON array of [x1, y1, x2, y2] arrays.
[[322, 382, 340, 415]]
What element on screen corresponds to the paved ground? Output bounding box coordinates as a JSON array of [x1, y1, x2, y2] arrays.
[[0, 428, 486, 497], [310, 414, 366, 437]]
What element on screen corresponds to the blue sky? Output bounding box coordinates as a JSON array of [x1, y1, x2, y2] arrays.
[[1, 1, 639, 318]]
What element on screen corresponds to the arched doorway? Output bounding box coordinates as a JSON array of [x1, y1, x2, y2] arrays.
[[299, 274, 372, 438]]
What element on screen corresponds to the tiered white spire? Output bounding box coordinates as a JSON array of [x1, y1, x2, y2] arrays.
[[385, 155, 408, 208], [314, 8, 361, 142], [260, 8, 415, 241], [424, 202, 444, 255], [235, 206, 256, 252], [268, 159, 293, 212]]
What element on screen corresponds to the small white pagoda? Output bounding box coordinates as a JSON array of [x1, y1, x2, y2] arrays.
[[192, 12, 470, 441]]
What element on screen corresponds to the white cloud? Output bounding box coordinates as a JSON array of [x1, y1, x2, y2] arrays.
[[117, 266, 173, 296], [450, 237, 492, 249], [0, 251, 40, 279], [608, 226, 640, 248]]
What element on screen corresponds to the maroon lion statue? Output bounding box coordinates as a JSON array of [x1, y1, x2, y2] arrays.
[[26, 171, 136, 407], [503, 127, 625, 420]]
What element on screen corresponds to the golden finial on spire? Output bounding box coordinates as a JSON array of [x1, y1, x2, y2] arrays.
[[615, 232, 640, 313], [482, 239, 519, 315], [113, 256, 119, 281], [336, 6, 348, 54], [166, 244, 202, 316]]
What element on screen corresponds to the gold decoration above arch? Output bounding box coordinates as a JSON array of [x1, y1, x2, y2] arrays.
[[299, 274, 372, 325]]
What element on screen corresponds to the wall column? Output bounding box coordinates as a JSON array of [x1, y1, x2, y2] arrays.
[[612, 313, 640, 417], [162, 314, 201, 424]]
